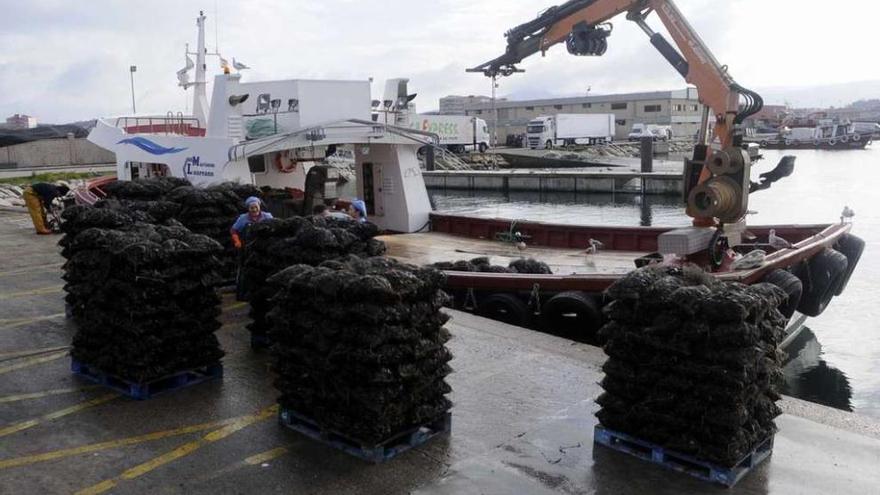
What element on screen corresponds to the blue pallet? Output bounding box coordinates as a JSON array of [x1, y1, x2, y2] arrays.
[[71, 359, 223, 400], [593, 425, 773, 487], [250, 333, 271, 349], [279, 408, 451, 463]]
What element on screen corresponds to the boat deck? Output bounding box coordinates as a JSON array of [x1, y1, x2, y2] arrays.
[[379, 232, 647, 275]]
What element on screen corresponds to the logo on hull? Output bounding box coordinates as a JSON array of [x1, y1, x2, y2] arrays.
[[117, 137, 187, 155]]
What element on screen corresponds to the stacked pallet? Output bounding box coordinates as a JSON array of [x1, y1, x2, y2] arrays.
[[60, 205, 225, 383], [596, 265, 787, 467], [241, 216, 386, 341], [103, 178, 261, 279], [267, 256, 452, 444], [165, 183, 260, 277]]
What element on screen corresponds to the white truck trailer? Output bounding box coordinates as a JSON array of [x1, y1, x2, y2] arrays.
[[408, 115, 491, 153], [526, 114, 615, 149]]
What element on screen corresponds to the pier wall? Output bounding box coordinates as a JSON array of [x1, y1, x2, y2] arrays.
[[424, 171, 683, 196], [0, 138, 115, 168]]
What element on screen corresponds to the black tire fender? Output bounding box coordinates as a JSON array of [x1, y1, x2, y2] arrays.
[[794, 248, 848, 317], [478, 293, 531, 327], [762, 269, 803, 318], [541, 291, 603, 340], [833, 234, 865, 295]]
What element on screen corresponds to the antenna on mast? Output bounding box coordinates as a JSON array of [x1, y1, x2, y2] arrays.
[[214, 0, 220, 53]]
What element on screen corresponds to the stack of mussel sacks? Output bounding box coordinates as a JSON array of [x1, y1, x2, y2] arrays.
[[102, 177, 261, 279], [267, 256, 453, 443], [59, 205, 225, 382], [241, 216, 387, 342], [596, 265, 787, 467]]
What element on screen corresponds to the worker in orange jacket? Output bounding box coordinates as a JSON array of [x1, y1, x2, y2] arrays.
[[230, 196, 273, 249], [23, 183, 69, 234]]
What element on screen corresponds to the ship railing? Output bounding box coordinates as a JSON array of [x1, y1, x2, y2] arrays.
[[114, 115, 204, 136]]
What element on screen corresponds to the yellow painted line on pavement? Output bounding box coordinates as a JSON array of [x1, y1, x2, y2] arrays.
[[0, 345, 68, 359], [222, 301, 247, 312], [0, 262, 63, 278], [0, 285, 64, 301], [74, 404, 278, 495], [0, 416, 247, 470], [0, 393, 118, 438], [0, 350, 68, 375], [0, 385, 100, 404], [243, 446, 288, 465], [0, 313, 65, 330]]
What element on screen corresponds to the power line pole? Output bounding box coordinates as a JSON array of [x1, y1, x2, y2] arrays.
[[129, 65, 137, 114]]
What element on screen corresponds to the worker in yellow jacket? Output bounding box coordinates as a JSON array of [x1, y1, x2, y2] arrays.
[[23, 183, 69, 234]]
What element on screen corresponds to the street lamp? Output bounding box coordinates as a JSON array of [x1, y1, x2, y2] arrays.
[[129, 65, 137, 114]]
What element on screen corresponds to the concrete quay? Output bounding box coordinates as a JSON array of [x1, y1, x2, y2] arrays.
[[1, 210, 878, 494]]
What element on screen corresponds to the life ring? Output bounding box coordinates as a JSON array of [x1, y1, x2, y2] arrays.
[[833, 234, 865, 295], [840, 135, 849, 143], [794, 248, 848, 317], [852, 133, 861, 142], [784, 139, 792, 147], [761, 269, 803, 319], [828, 138, 837, 146], [478, 293, 531, 327], [540, 291, 603, 341], [275, 152, 297, 173], [760, 140, 768, 147]]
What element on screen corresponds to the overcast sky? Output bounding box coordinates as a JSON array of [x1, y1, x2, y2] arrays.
[[2, 0, 878, 123]]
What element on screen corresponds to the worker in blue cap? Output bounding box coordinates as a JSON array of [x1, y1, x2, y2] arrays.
[[347, 199, 368, 223], [230, 196, 273, 249]]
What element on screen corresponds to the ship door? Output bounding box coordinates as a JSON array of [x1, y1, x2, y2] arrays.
[[361, 162, 384, 217]]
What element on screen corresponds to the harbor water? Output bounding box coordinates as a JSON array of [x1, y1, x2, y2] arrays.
[[429, 145, 880, 420]]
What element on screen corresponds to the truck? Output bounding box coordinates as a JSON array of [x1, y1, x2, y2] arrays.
[[628, 123, 673, 141], [526, 114, 615, 149], [407, 115, 491, 153]]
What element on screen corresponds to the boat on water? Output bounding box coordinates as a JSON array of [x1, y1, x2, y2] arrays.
[[82, 10, 863, 350], [745, 121, 872, 150]]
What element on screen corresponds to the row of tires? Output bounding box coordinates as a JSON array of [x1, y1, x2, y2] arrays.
[[761, 134, 869, 147], [452, 234, 864, 342]]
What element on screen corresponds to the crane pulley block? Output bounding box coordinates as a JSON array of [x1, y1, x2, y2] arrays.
[[566, 22, 612, 56]]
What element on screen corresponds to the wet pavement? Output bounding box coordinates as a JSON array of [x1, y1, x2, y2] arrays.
[[1, 210, 879, 494]]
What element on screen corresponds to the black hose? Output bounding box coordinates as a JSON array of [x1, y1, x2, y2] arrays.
[[732, 83, 763, 125]]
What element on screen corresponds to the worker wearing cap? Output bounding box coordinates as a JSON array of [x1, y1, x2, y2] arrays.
[[230, 196, 273, 249], [348, 199, 368, 223], [23, 182, 69, 235]]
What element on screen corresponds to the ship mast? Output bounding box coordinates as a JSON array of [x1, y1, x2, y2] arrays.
[[192, 11, 209, 127]]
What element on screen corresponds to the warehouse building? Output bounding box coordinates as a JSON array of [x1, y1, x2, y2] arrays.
[[457, 88, 703, 142], [438, 95, 498, 115]]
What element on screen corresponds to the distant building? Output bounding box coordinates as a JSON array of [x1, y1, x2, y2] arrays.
[[462, 88, 703, 140], [744, 104, 788, 129], [5, 114, 38, 129], [438, 95, 498, 115]]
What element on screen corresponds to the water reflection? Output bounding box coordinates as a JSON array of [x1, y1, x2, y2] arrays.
[[782, 327, 853, 412]]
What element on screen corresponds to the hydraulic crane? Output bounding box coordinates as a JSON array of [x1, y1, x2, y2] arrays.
[[469, 0, 791, 235]]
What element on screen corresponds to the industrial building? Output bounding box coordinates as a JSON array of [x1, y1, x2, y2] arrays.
[[438, 95, 499, 115], [453, 88, 704, 142], [4, 113, 38, 129]]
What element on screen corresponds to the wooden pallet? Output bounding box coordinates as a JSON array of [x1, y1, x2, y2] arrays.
[[71, 359, 223, 400], [279, 408, 451, 463], [593, 424, 773, 487]]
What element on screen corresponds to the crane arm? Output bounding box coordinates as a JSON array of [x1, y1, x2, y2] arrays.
[[468, 0, 763, 149]]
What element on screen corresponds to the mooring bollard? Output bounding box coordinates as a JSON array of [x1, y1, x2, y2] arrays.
[[640, 136, 653, 173]]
